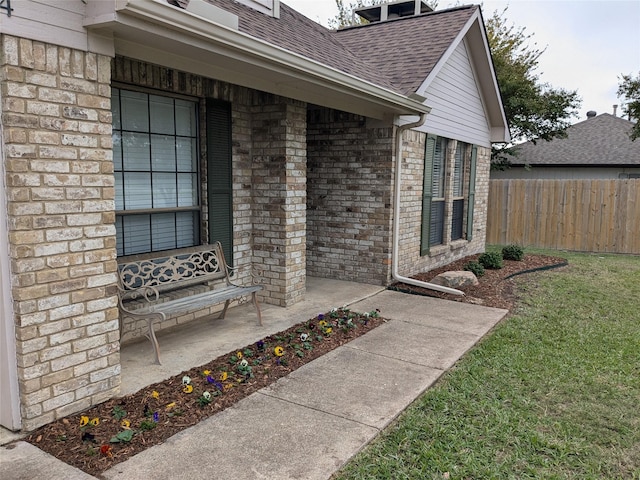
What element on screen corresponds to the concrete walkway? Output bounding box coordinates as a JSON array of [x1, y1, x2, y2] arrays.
[[0, 280, 508, 480]]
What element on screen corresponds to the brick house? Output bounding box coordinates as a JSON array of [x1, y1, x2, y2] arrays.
[[0, 0, 508, 431]]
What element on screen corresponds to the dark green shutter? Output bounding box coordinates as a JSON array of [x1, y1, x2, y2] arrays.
[[206, 99, 233, 265], [420, 134, 437, 256], [466, 146, 478, 241]]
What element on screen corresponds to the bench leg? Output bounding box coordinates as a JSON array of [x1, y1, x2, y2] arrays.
[[144, 313, 164, 365], [218, 300, 231, 320], [252, 291, 263, 326]]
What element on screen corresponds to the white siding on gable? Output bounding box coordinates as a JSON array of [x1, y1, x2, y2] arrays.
[[0, 0, 88, 51], [415, 40, 491, 147]]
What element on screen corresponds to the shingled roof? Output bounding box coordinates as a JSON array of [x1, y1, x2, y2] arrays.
[[334, 6, 478, 96], [209, 0, 477, 96], [508, 114, 640, 167]]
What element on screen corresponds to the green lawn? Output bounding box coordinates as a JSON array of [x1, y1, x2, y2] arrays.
[[335, 250, 640, 479]]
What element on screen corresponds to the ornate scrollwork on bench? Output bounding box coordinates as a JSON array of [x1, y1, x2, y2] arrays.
[[117, 242, 263, 365]]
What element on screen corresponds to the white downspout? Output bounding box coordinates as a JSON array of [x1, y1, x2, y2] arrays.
[[392, 115, 464, 296]]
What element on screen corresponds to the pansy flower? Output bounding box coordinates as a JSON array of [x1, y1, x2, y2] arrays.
[[324, 327, 333, 335], [219, 371, 228, 381], [300, 333, 309, 342], [318, 320, 328, 327], [236, 351, 243, 360], [274, 346, 284, 357], [80, 416, 89, 427], [317, 313, 325, 321], [182, 375, 191, 385], [183, 384, 194, 394], [153, 412, 159, 422], [89, 417, 100, 427], [151, 390, 160, 399], [239, 358, 249, 368], [165, 402, 176, 411], [202, 391, 212, 401], [100, 445, 112, 457], [121, 419, 131, 429], [203, 370, 211, 376], [256, 340, 265, 350], [206, 375, 215, 384]]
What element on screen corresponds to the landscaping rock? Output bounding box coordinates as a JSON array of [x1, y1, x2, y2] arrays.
[[430, 271, 479, 288]]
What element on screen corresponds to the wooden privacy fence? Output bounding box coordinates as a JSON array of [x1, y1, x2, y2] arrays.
[[487, 179, 640, 254]]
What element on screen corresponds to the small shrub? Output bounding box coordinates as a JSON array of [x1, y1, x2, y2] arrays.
[[464, 261, 485, 277], [478, 252, 504, 269], [502, 244, 525, 261]]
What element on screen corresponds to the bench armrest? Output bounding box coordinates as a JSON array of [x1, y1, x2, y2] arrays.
[[117, 283, 160, 312], [226, 263, 264, 287]]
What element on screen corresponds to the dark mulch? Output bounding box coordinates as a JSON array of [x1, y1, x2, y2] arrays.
[[25, 252, 567, 476]]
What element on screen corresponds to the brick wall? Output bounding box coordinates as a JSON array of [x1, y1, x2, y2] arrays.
[[307, 107, 395, 285], [398, 129, 490, 275], [1, 35, 119, 431], [251, 93, 307, 307]]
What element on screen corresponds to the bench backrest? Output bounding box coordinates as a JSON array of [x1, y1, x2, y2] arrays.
[[117, 243, 230, 295]]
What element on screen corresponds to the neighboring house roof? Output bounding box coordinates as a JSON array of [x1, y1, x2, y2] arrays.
[[508, 114, 640, 167]]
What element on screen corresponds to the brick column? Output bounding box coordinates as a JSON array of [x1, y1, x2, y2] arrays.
[[1, 35, 119, 431], [251, 94, 306, 307]]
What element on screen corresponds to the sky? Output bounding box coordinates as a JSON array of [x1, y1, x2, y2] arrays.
[[282, 0, 640, 124]]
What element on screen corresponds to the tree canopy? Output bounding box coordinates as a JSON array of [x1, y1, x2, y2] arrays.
[[329, 2, 581, 168], [617, 72, 640, 140]]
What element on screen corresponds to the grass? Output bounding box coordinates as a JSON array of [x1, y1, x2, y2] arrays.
[[334, 249, 640, 479]]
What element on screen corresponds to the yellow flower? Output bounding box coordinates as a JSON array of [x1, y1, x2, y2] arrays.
[[324, 327, 333, 334], [183, 384, 194, 394], [151, 390, 160, 399], [223, 383, 234, 391], [121, 419, 131, 429], [219, 371, 228, 382], [274, 346, 284, 357], [89, 417, 100, 426], [203, 370, 211, 376], [236, 351, 243, 359], [318, 320, 328, 327], [80, 416, 89, 427], [165, 402, 176, 411]]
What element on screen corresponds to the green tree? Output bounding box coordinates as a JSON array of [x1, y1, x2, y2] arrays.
[[486, 8, 580, 167], [617, 72, 640, 140]]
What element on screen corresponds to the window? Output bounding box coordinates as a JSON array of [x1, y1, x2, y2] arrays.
[[429, 136, 447, 246], [112, 88, 200, 256], [451, 142, 466, 240], [421, 134, 478, 255]]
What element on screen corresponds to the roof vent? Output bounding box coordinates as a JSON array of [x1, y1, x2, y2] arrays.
[[355, 0, 432, 23], [586, 110, 597, 118]]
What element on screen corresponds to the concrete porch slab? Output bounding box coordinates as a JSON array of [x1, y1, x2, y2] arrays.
[[119, 277, 384, 396], [0, 441, 96, 480]]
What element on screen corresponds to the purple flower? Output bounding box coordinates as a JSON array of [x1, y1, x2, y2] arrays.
[[206, 375, 215, 384], [317, 313, 325, 321], [256, 340, 265, 350], [213, 380, 223, 391], [153, 412, 159, 423]]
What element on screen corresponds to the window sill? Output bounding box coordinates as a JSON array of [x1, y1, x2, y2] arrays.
[[449, 239, 468, 250], [428, 245, 449, 257]]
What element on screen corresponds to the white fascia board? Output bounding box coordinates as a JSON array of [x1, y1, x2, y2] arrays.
[[415, 10, 510, 142], [85, 0, 429, 117]]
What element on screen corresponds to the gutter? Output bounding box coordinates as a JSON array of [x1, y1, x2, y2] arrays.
[[392, 115, 465, 296]]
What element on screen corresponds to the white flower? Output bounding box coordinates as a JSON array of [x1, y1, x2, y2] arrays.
[[331, 307, 337, 313], [182, 375, 191, 385], [239, 359, 249, 368], [202, 391, 211, 401], [300, 333, 309, 342]]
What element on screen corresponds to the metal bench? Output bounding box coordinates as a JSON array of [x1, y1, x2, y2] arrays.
[[117, 242, 263, 364]]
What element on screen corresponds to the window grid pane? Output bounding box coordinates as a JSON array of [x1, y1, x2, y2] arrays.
[[113, 87, 199, 256]]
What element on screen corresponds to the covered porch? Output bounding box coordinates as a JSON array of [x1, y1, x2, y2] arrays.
[[119, 278, 385, 395]]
